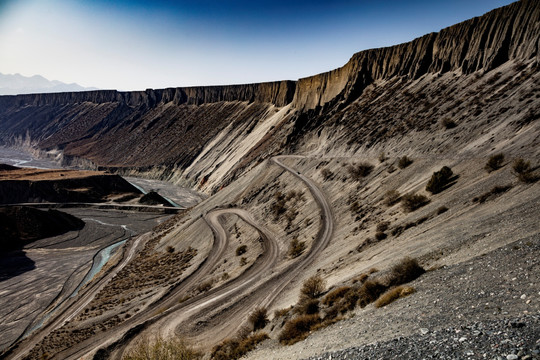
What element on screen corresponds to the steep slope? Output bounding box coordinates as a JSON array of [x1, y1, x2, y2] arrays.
[[0, 1, 537, 194], [1, 2, 540, 359]]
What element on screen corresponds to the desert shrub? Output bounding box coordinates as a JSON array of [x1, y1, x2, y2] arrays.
[[289, 237, 306, 258], [375, 232, 387, 241], [357, 280, 388, 308], [441, 118, 457, 129], [485, 153, 505, 172], [211, 332, 269, 360], [274, 307, 291, 318], [378, 152, 387, 163], [473, 185, 512, 203], [341, 291, 360, 312], [513, 159, 538, 183], [376, 221, 390, 232], [279, 314, 320, 345], [235, 245, 247, 256], [197, 281, 212, 293], [320, 168, 334, 180], [401, 193, 430, 212], [391, 225, 404, 237], [166, 246, 175, 253], [347, 163, 374, 180], [240, 257, 247, 266], [436, 206, 448, 215], [386, 257, 425, 287], [352, 273, 369, 284], [248, 308, 268, 331], [374, 286, 416, 308], [322, 286, 351, 306], [426, 166, 454, 194], [123, 335, 201, 360], [296, 298, 320, 315], [300, 275, 326, 300], [397, 156, 413, 169], [384, 190, 401, 206]]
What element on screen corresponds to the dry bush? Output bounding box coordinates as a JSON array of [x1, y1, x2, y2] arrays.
[[166, 246, 175, 253], [279, 314, 320, 345], [375, 231, 387, 240], [384, 189, 401, 206], [122, 335, 201, 360], [320, 168, 334, 180], [436, 206, 448, 215], [300, 275, 326, 299], [397, 156, 413, 169], [322, 286, 351, 306], [473, 185, 512, 203], [441, 118, 457, 129], [235, 245, 247, 256], [211, 332, 269, 360], [485, 153, 505, 172], [289, 237, 306, 258], [401, 193, 430, 212], [197, 281, 212, 293], [295, 298, 320, 315], [357, 280, 388, 308], [347, 163, 374, 180], [386, 257, 425, 287], [374, 286, 416, 308], [513, 159, 538, 183], [352, 273, 369, 284], [376, 221, 390, 232], [248, 308, 268, 331], [426, 166, 454, 194], [274, 307, 291, 318]]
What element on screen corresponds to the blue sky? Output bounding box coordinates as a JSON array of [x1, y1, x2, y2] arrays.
[[0, 0, 515, 90]]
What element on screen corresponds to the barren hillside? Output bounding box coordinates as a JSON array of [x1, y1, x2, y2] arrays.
[[0, 1, 538, 359]]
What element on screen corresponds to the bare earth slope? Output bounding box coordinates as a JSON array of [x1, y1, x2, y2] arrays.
[[0, 1, 538, 360]]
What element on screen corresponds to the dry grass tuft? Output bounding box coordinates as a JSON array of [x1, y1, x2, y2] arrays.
[[485, 153, 505, 172], [374, 286, 416, 308], [322, 286, 352, 306], [278, 314, 320, 345], [211, 332, 269, 360], [248, 308, 269, 331], [122, 335, 201, 360], [386, 257, 425, 287], [401, 193, 430, 212]]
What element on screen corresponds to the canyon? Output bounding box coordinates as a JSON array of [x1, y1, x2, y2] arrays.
[[0, 1, 538, 359]]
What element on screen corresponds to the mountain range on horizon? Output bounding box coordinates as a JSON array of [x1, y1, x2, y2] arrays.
[[0, 72, 98, 95]]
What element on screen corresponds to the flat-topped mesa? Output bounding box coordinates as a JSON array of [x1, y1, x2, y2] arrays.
[[0, 80, 296, 109], [292, 0, 540, 110]]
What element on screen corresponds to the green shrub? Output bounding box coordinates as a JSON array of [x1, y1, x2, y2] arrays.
[[279, 314, 320, 344], [426, 166, 454, 194], [485, 153, 505, 172], [248, 308, 268, 331], [236, 245, 247, 256], [374, 286, 416, 308], [397, 156, 413, 169], [123, 336, 201, 360], [401, 193, 430, 212]]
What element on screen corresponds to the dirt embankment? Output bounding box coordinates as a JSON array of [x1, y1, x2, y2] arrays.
[[0, 206, 84, 252], [0, 166, 141, 204]]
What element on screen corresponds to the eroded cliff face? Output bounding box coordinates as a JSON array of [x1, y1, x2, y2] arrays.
[[292, 0, 540, 110], [0, 0, 538, 193]]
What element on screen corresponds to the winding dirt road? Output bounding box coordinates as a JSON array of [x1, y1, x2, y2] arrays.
[[5, 155, 334, 360]]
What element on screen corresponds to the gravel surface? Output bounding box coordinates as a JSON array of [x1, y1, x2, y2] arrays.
[[306, 314, 540, 360]]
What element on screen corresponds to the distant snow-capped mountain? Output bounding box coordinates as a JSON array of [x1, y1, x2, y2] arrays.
[[0, 72, 98, 95]]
